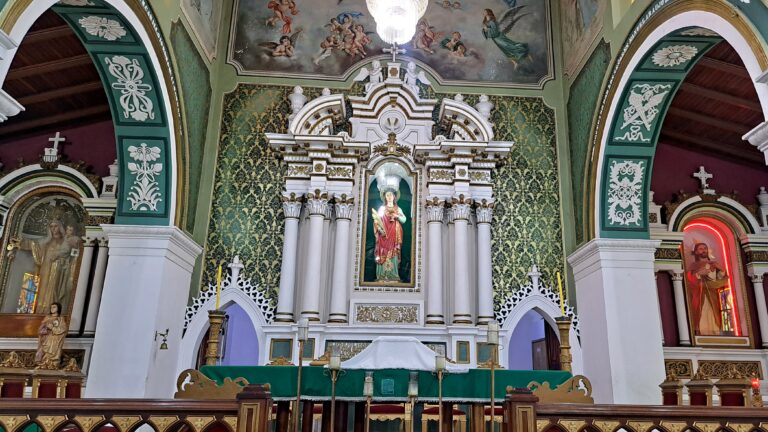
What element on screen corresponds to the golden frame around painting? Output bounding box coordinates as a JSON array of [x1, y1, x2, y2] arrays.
[[0, 187, 86, 337]]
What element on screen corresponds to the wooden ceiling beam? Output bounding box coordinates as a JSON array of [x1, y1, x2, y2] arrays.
[[696, 57, 750, 77], [0, 105, 111, 138], [6, 54, 92, 81], [17, 81, 104, 105], [23, 25, 73, 44], [666, 107, 754, 135], [660, 128, 765, 166], [680, 82, 762, 112]]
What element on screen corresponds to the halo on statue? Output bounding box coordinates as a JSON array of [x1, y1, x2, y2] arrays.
[[379, 187, 400, 203]]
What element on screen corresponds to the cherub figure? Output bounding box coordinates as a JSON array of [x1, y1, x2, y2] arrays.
[[353, 60, 384, 93], [259, 29, 302, 57], [313, 35, 339, 65], [413, 18, 443, 54], [404, 62, 431, 96], [266, 0, 299, 35]]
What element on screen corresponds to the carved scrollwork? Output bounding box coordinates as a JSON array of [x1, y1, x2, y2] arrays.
[[664, 359, 693, 379], [527, 375, 594, 404], [174, 369, 248, 400]]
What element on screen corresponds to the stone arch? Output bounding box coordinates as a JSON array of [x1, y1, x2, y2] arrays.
[[178, 286, 269, 371], [499, 293, 583, 374], [0, 0, 183, 226], [589, 0, 768, 240]]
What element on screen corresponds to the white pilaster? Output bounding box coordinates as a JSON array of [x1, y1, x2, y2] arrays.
[[750, 273, 768, 348], [275, 195, 302, 323], [68, 237, 95, 335], [329, 197, 354, 323], [83, 237, 109, 336], [451, 196, 472, 324], [301, 191, 328, 321], [475, 201, 494, 325], [670, 271, 691, 346], [426, 199, 445, 325], [568, 238, 664, 404], [85, 225, 202, 398]]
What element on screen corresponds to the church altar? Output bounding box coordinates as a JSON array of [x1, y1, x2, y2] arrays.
[[200, 365, 571, 402]]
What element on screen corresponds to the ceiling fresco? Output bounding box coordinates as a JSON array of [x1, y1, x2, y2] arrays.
[[227, 0, 553, 87]]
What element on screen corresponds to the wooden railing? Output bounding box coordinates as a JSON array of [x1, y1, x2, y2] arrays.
[[505, 391, 768, 432], [2, 388, 768, 432]]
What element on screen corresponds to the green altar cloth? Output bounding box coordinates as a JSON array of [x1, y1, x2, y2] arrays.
[[201, 366, 571, 402]]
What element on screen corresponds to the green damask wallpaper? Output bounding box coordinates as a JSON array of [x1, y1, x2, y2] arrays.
[[567, 40, 610, 245], [171, 22, 212, 233], [204, 85, 565, 308]]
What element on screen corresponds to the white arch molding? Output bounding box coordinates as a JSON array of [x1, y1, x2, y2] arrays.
[[499, 294, 584, 375], [594, 10, 768, 235], [0, 0, 178, 223], [178, 288, 269, 373]]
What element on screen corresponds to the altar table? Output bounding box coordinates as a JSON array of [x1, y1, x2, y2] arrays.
[[201, 366, 571, 402]]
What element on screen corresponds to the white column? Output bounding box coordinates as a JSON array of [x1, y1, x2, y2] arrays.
[[301, 190, 328, 321], [68, 236, 95, 334], [452, 197, 472, 324], [568, 238, 665, 404], [750, 274, 768, 348], [83, 237, 109, 336], [476, 201, 494, 325], [329, 197, 354, 323], [275, 195, 302, 323], [85, 225, 202, 398], [425, 199, 445, 325], [670, 271, 691, 346]]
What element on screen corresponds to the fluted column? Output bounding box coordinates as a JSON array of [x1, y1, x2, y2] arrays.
[[83, 237, 108, 336], [68, 236, 95, 334], [302, 190, 328, 321], [276, 193, 303, 323], [670, 271, 691, 346], [452, 195, 473, 324], [750, 274, 768, 348], [425, 198, 445, 325], [476, 200, 494, 325], [329, 196, 354, 323]]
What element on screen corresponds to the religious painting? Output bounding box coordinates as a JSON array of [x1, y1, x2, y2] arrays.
[[561, 0, 605, 76], [181, 0, 223, 61], [228, 0, 552, 87], [682, 220, 750, 341], [361, 161, 415, 287], [0, 193, 86, 317]]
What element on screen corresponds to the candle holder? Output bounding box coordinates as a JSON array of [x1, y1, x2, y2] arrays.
[[324, 346, 344, 432], [555, 316, 572, 373], [486, 321, 500, 429], [294, 319, 309, 432], [363, 371, 374, 432], [434, 354, 446, 432], [205, 311, 227, 365], [407, 371, 419, 432]]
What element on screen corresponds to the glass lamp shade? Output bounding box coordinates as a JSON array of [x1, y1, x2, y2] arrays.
[[487, 321, 500, 346], [365, 0, 428, 45]]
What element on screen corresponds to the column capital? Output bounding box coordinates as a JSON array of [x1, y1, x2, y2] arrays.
[[334, 194, 355, 220], [100, 225, 201, 267], [751, 273, 764, 284], [475, 199, 494, 224], [82, 236, 97, 247], [450, 194, 473, 221], [305, 189, 329, 216], [744, 121, 768, 164], [282, 193, 303, 219], [425, 197, 445, 223], [670, 271, 684, 282]]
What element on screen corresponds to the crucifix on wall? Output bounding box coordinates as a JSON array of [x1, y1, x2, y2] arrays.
[[41, 131, 66, 168], [692, 165, 715, 194]]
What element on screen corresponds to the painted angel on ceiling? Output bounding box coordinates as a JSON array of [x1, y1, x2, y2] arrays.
[[482, 3, 531, 69]]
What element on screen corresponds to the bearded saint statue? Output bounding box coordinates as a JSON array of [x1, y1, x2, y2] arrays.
[[686, 241, 728, 335]]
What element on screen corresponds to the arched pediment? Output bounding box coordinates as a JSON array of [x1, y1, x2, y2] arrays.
[[0, 164, 100, 200]]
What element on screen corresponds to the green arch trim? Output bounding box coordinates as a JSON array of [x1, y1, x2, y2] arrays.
[[0, 169, 98, 199], [597, 0, 768, 239], [51, 0, 172, 225]]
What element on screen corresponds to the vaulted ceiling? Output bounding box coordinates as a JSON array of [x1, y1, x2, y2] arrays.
[[0, 10, 111, 143], [659, 41, 764, 169]]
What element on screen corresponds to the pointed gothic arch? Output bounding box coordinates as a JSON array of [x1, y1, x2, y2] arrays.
[[0, 0, 184, 226]]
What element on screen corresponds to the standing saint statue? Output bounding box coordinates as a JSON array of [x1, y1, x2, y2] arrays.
[[36, 302, 68, 369], [371, 189, 406, 282], [9, 220, 78, 314], [686, 242, 728, 335]]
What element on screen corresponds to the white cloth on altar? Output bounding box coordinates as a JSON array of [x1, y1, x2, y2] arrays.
[[339, 336, 468, 372]]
